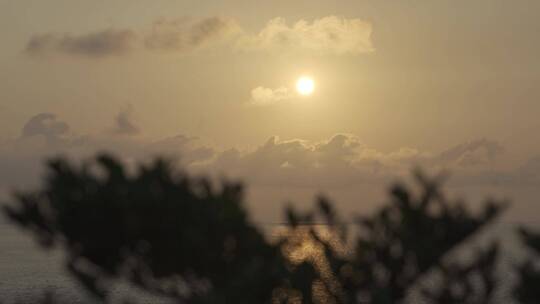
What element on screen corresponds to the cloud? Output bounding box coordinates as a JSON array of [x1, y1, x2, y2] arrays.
[[237, 16, 374, 54], [249, 86, 294, 106], [0, 113, 218, 190], [436, 138, 504, 167], [24, 16, 373, 59], [3, 115, 513, 191], [207, 134, 512, 189], [3, 115, 540, 222], [315, 134, 362, 165], [14, 118, 510, 189], [113, 107, 140, 136], [145, 16, 242, 52], [146, 135, 215, 164], [25, 29, 137, 58], [144, 15, 374, 55], [211, 134, 393, 187], [21, 113, 70, 141]]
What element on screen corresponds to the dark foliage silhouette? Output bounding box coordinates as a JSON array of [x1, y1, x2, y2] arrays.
[[514, 227, 540, 304], [3, 155, 508, 303], [4, 155, 288, 303], [420, 243, 499, 304], [281, 171, 506, 303]]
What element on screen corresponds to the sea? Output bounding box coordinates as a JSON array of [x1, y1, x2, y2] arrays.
[[0, 216, 526, 303]]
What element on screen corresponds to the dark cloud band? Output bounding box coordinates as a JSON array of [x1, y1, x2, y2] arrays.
[[26, 30, 137, 58]]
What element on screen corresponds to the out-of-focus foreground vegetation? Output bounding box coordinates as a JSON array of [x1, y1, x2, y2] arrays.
[[2, 154, 540, 303]]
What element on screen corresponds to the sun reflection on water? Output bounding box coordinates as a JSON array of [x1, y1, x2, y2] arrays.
[[270, 225, 350, 303]]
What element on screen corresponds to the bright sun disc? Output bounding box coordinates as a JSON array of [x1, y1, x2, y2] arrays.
[[296, 77, 315, 96]]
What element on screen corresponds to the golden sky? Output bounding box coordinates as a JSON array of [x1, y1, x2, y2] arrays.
[[1, 0, 540, 222]]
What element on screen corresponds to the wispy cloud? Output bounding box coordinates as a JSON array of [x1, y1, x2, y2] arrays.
[[112, 107, 140, 136], [21, 113, 69, 141], [145, 16, 242, 52], [249, 86, 294, 106], [436, 139, 504, 167], [26, 29, 137, 58], [24, 16, 374, 59], [237, 16, 374, 54]]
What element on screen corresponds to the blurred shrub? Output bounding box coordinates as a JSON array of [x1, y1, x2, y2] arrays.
[[4, 156, 508, 303]]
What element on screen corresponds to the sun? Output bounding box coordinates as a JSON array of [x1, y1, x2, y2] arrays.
[[296, 76, 315, 96]]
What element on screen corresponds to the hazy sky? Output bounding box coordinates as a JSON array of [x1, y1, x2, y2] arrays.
[[1, 0, 540, 222]]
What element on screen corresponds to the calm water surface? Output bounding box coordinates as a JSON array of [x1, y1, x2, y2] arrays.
[[0, 218, 522, 303]]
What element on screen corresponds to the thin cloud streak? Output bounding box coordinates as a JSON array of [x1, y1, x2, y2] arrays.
[[26, 30, 137, 58], [24, 16, 374, 58], [249, 86, 294, 106], [145, 16, 242, 52]]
